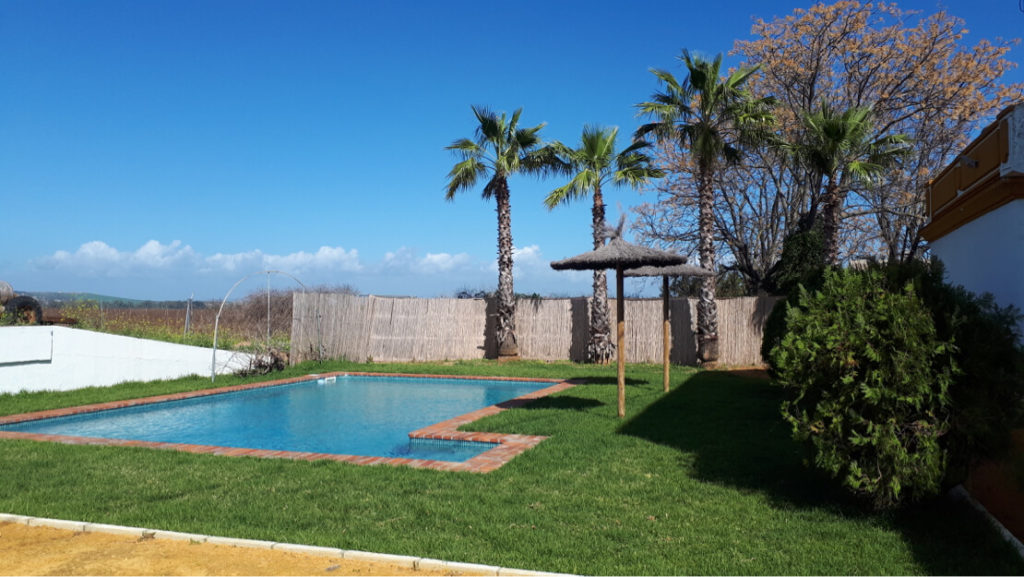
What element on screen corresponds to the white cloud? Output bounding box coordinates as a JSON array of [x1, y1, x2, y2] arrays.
[[204, 246, 363, 274], [37, 241, 360, 277], [203, 250, 263, 273], [476, 244, 590, 293], [381, 247, 473, 275], [419, 252, 472, 272], [27, 239, 608, 299], [513, 244, 544, 266], [40, 240, 199, 275]]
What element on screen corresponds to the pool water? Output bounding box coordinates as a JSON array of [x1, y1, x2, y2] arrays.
[[0, 375, 549, 462]]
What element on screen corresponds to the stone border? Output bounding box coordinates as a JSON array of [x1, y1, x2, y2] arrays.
[[949, 485, 1024, 560], [0, 513, 574, 576], [0, 372, 574, 473]]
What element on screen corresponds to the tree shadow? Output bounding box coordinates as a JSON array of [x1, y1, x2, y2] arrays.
[[568, 297, 589, 363], [482, 296, 497, 359], [619, 370, 847, 509], [516, 396, 604, 411], [564, 376, 648, 387], [618, 370, 1024, 574]]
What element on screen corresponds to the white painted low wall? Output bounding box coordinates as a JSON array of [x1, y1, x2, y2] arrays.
[[0, 326, 254, 394]]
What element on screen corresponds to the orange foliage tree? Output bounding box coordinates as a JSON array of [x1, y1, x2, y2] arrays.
[[735, 0, 1023, 263], [635, 1, 1023, 294]]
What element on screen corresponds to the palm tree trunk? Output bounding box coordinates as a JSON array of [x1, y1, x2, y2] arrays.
[[822, 179, 842, 266], [587, 185, 615, 364], [495, 177, 518, 358], [696, 165, 719, 364]]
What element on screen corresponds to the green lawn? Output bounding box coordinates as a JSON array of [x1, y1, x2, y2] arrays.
[[1, 360, 1021, 575]]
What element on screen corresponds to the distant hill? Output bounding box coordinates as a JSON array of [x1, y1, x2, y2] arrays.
[[22, 292, 210, 309]]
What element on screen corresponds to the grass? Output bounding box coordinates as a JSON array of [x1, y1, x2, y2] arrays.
[[1, 360, 1022, 575]]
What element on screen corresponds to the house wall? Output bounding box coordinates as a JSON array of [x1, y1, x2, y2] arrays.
[[0, 326, 253, 394], [930, 199, 1024, 340]]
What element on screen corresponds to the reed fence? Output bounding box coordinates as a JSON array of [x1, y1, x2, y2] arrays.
[[292, 293, 780, 366]]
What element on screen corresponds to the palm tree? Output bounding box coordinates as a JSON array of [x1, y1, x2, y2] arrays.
[[544, 126, 664, 364], [635, 50, 775, 363], [445, 106, 558, 359], [795, 102, 911, 265]]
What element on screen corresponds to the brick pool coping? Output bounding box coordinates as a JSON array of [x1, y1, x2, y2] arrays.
[[0, 372, 576, 473]]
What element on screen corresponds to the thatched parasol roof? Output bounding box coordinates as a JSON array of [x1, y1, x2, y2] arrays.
[[623, 263, 714, 278], [548, 216, 692, 418], [550, 237, 687, 271]]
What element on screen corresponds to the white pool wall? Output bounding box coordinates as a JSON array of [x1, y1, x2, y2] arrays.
[[0, 326, 253, 394]]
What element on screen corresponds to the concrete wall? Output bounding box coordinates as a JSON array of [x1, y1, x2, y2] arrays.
[[0, 326, 253, 394], [930, 199, 1024, 341]]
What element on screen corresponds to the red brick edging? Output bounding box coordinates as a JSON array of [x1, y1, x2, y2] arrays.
[[0, 372, 574, 473]]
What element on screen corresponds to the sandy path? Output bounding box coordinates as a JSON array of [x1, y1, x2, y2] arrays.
[[0, 522, 477, 576]]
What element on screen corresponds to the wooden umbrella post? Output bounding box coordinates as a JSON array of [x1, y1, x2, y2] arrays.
[[548, 221, 689, 420], [616, 267, 626, 418], [662, 276, 670, 393], [623, 263, 713, 395]]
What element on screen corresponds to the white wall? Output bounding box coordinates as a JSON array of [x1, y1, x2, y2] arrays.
[[930, 199, 1024, 341], [0, 326, 253, 394]]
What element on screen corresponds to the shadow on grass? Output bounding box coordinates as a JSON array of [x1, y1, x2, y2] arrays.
[[619, 370, 1024, 575], [563, 376, 648, 387], [619, 370, 846, 509], [517, 396, 604, 411]]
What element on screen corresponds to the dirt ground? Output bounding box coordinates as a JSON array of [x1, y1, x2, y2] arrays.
[[965, 429, 1024, 543], [0, 522, 479, 576]]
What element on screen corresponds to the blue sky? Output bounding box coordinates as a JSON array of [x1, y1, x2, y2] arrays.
[[2, 0, 1022, 301]]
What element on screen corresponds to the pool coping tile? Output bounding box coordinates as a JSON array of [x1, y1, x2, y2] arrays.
[[0, 372, 575, 473]]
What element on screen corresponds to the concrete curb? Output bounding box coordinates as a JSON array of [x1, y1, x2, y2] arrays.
[[0, 513, 573, 576], [949, 485, 1024, 560]]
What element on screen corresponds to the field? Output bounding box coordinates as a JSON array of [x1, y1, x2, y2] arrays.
[[44, 292, 294, 352]]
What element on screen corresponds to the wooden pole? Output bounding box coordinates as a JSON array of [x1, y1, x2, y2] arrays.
[[662, 276, 670, 393], [616, 267, 626, 418]]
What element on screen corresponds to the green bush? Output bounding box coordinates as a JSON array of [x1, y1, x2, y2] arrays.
[[771, 224, 827, 296], [873, 259, 1024, 485], [771, 268, 957, 509], [760, 225, 827, 368]]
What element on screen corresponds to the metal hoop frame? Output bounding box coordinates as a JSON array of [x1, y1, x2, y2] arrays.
[[211, 270, 322, 381]]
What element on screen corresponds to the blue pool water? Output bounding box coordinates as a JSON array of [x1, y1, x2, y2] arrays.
[[1, 375, 549, 462]]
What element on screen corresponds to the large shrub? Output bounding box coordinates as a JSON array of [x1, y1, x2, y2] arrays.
[[771, 268, 957, 509], [760, 225, 827, 367], [874, 260, 1024, 485]]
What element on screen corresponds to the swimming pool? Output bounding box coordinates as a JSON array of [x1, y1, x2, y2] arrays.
[[0, 373, 573, 471]]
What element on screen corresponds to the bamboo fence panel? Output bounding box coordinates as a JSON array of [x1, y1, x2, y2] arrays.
[[671, 299, 699, 365], [517, 298, 577, 361], [715, 296, 779, 366], [363, 297, 486, 362], [291, 293, 373, 363], [292, 293, 779, 366]]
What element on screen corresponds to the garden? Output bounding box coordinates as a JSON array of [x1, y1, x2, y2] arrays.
[[1, 359, 1022, 575]]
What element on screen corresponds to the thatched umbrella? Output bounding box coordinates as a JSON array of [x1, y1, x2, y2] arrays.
[[550, 224, 686, 418], [624, 263, 714, 393]]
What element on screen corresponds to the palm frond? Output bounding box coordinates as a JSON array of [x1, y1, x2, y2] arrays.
[[472, 105, 503, 143], [445, 138, 483, 160], [795, 100, 911, 190], [446, 105, 551, 201], [547, 124, 660, 211], [523, 143, 570, 177], [444, 157, 486, 200], [481, 175, 504, 200], [544, 170, 598, 209]]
